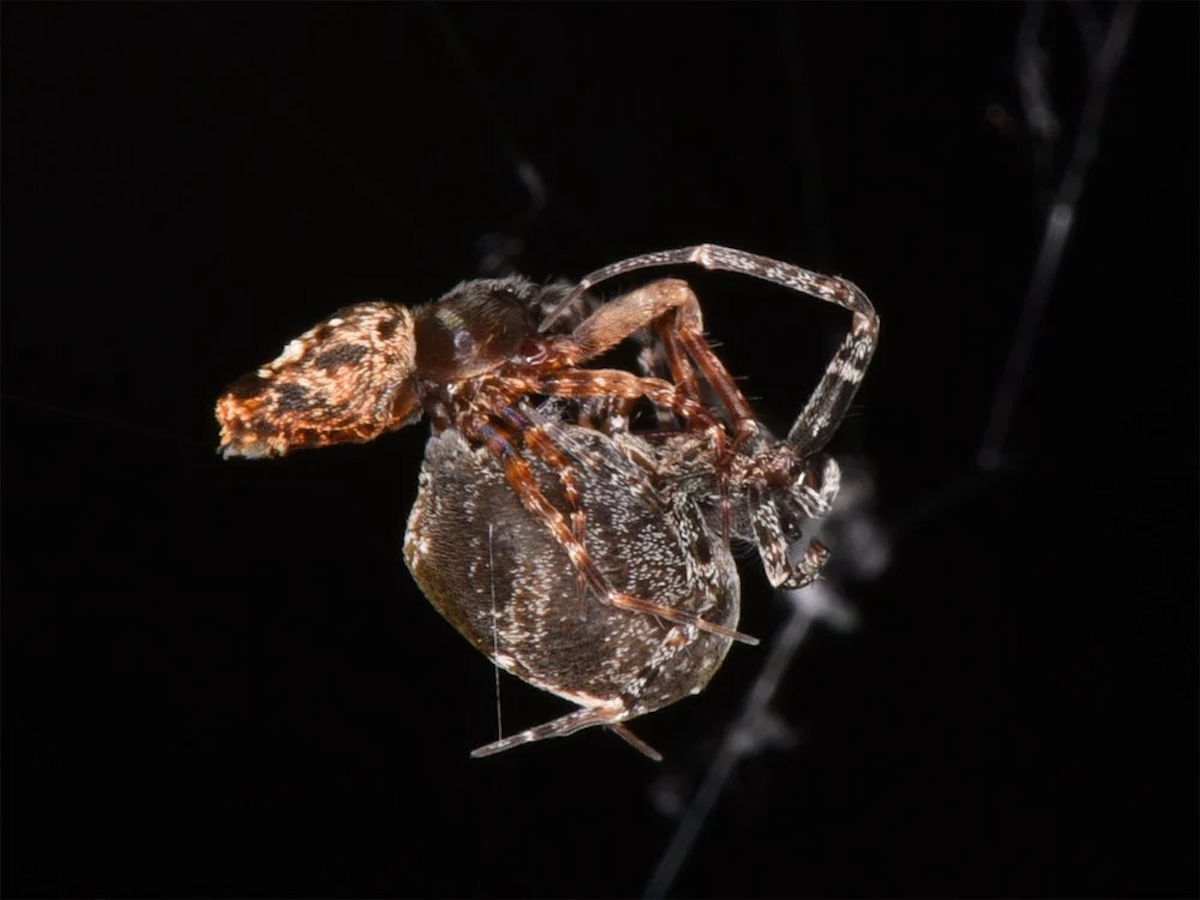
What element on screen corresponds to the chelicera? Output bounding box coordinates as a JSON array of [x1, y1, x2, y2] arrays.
[[215, 244, 879, 758]]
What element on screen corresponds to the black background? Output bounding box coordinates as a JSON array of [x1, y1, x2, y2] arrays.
[[3, 4, 1196, 898]]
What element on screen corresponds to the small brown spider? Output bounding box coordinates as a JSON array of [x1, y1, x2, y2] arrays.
[[216, 245, 878, 757]]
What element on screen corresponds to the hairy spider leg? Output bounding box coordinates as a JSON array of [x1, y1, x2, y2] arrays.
[[551, 279, 757, 448], [545, 244, 880, 456], [513, 277, 772, 557], [545, 276, 766, 550], [550, 275, 764, 547], [520, 368, 720, 432], [469, 420, 759, 646]]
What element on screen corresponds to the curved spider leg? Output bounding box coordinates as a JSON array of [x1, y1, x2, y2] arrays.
[[544, 277, 757, 451], [748, 484, 835, 589], [786, 304, 878, 456], [469, 420, 759, 646], [546, 243, 880, 456]]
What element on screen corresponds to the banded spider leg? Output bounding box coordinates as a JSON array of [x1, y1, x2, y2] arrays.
[[541, 244, 880, 591]]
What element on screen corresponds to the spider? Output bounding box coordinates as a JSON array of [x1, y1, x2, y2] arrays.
[[215, 244, 878, 756]]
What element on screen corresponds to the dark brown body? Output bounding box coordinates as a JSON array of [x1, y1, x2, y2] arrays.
[[404, 425, 739, 721]]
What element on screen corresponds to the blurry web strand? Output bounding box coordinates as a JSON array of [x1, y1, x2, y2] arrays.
[[642, 4, 1138, 896], [427, 4, 611, 276], [489, 524, 503, 744], [643, 461, 887, 899], [640, 9, 888, 894], [978, 0, 1138, 470], [431, 35, 892, 879]]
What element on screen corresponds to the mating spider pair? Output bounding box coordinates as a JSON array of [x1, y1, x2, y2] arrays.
[[215, 245, 878, 759]]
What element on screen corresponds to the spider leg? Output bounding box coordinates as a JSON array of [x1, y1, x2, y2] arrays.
[[564, 282, 753, 544], [633, 336, 680, 431], [786, 308, 877, 456], [651, 309, 703, 412], [469, 705, 626, 758], [469, 420, 759, 646], [469, 704, 661, 760], [536, 277, 771, 550], [523, 367, 723, 435], [517, 401, 666, 516], [495, 403, 591, 597], [650, 311, 738, 545], [545, 244, 880, 457], [522, 365, 740, 542], [607, 723, 663, 762], [551, 278, 759, 448], [751, 491, 832, 590], [748, 457, 839, 589]]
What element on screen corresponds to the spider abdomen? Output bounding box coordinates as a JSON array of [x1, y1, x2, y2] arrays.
[[404, 426, 740, 718]]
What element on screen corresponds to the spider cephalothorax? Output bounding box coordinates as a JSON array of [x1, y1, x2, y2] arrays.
[[215, 275, 573, 457], [215, 245, 879, 758]]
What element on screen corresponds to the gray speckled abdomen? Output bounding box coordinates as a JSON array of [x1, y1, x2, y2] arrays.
[[404, 426, 739, 720]]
